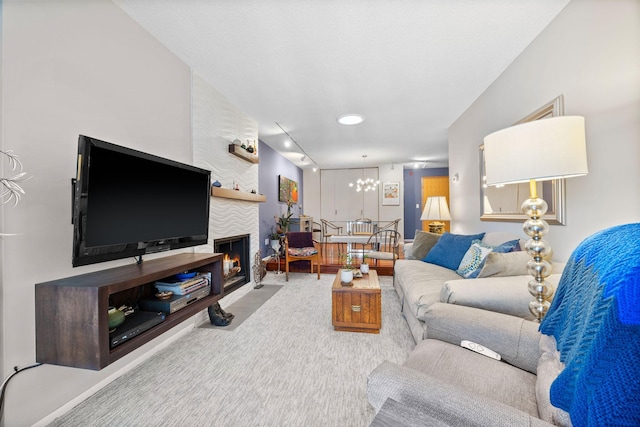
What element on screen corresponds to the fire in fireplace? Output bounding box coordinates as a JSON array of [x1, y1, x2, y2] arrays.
[[214, 234, 250, 293]]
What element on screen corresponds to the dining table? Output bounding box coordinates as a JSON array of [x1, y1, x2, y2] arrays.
[[328, 234, 373, 258]]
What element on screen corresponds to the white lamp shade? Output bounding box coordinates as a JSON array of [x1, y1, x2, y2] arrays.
[[421, 196, 451, 221], [484, 116, 588, 186]]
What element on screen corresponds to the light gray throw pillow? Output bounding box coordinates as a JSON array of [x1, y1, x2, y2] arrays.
[[411, 230, 441, 260], [477, 251, 531, 278]]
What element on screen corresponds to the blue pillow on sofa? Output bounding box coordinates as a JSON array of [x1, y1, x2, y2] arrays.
[[492, 239, 520, 253], [423, 232, 486, 270]]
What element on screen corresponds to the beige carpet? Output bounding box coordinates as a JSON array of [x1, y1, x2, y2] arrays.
[[48, 272, 415, 427]]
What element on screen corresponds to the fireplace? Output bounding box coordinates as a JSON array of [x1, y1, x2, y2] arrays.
[[214, 234, 250, 293]]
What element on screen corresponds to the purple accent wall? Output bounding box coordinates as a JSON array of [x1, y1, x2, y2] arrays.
[[403, 167, 449, 239], [258, 140, 303, 255]]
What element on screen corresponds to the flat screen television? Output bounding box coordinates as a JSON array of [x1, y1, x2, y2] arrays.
[[72, 135, 211, 267]]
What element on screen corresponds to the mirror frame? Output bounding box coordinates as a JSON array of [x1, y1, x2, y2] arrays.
[[479, 95, 567, 225]]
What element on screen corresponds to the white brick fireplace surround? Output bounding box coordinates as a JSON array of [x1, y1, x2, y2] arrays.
[[192, 73, 260, 293]]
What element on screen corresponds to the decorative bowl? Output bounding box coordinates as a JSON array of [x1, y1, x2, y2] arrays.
[[108, 307, 126, 330]]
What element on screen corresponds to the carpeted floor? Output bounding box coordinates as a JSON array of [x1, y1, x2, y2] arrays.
[[200, 284, 283, 331], [48, 272, 415, 427]]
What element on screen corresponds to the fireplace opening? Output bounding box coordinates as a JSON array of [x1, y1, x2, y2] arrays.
[[214, 234, 250, 293]]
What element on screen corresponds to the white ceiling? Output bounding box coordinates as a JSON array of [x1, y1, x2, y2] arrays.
[[114, 0, 570, 170]]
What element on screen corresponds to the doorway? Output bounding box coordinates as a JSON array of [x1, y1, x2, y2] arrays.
[[420, 176, 450, 233]]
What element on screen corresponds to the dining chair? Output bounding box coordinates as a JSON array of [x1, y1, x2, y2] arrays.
[[284, 232, 321, 281], [377, 218, 401, 233], [320, 219, 344, 257], [365, 230, 400, 268], [352, 218, 376, 235]]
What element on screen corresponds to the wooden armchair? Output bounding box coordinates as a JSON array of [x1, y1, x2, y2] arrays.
[[284, 232, 321, 281]]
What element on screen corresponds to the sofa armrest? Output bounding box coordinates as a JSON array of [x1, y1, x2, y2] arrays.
[[370, 398, 450, 427], [424, 303, 540, 373], [440, 274, 562, 320], [367, 362, 552, 427]]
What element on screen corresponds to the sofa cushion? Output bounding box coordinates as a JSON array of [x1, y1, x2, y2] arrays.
[[455, 239, 494, 278], [403, 339, 539, 418], [424, 232, 485, 270], [411, 230, 441, 260], [394, 260, 461, 320], [440, 275, 560, 320]]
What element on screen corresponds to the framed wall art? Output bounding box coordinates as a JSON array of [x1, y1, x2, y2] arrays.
[[382, 182, 400, 206], [278, 175, 299, 203]]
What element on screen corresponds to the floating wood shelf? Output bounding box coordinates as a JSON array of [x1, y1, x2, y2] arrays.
[[35, 253, 224, 370], [228, 144, 259, 164], [211, 187, 266, 202]]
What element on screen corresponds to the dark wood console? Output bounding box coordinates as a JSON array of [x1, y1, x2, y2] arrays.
[[35, 253, 223, 370]]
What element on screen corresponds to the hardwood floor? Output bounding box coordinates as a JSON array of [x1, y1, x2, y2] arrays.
[[265, 243, 400, 276]]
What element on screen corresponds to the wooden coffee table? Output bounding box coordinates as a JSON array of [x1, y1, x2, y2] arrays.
[[332, 270, 381, 333]]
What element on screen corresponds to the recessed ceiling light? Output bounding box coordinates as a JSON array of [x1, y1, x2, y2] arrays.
[[284, 139, 291, 148], [337, 114, 365, 126]]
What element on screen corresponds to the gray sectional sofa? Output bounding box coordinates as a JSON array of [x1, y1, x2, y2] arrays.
[[394, 230, 563, 343], [368, 223, 640, 426]]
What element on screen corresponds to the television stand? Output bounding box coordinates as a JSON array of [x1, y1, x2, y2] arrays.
[[35, 253, 224, 370]]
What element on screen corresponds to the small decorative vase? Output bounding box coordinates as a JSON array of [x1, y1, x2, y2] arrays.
[[341, 269, 354, 284], [108, 307, 125, 330], [360, 263, 369, 274], [212, 180, 222, 188]]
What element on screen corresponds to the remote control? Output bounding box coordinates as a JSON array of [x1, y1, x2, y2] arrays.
[[460, 340, 502, 361]]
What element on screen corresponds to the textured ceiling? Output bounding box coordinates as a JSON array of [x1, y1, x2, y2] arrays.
[[114, 0, 570, 169]]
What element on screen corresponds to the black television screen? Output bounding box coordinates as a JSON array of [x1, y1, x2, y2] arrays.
[[72, 135, 211, 267]]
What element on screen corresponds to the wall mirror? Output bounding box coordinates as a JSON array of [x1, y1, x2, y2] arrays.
[[479, 95, 566, 225]]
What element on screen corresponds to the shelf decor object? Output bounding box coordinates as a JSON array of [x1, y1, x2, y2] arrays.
[[228, 143, 259, 163], [211, 187, 266, 202], [420, 196, 451, 234], [483, 115, 588, 321]]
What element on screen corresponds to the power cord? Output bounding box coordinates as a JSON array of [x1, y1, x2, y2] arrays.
[[0, 363, 42, 422]]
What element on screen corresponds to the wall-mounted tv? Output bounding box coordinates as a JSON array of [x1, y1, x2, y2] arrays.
[[72, 135, 211, 267]]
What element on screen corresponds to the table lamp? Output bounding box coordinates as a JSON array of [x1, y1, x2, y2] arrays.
[[421, 196, 451, 234], [484, 115, 588, 321]]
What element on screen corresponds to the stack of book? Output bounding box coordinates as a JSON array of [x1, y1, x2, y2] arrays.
[[155, 273, 210, 295]]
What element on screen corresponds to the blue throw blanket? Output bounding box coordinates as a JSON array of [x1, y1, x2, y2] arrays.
[[540, 223, 640, 427]]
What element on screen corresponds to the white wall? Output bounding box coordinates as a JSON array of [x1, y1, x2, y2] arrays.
[[449, 0, 640, 261], [2, 1, 193, 425], [303, 163, 404, 237]]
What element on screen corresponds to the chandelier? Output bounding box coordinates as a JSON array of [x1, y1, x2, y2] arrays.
[[349, 155, 380, 192]]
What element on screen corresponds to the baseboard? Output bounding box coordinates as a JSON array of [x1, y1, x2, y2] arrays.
[[31, 320, 197, 427]]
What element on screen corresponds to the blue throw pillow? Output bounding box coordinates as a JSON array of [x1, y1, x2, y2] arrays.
[[492, 239, 520, 253], [423, 232, 486, 270]]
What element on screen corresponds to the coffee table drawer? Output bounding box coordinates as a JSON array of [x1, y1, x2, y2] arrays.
[[332, 288, 381, 333]]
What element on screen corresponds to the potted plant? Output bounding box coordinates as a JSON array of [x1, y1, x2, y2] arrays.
[[276, 211, 292, 234], [360, 254, 370, 274], [339, 253, 355, 284], [269, 228, 281, 250]]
